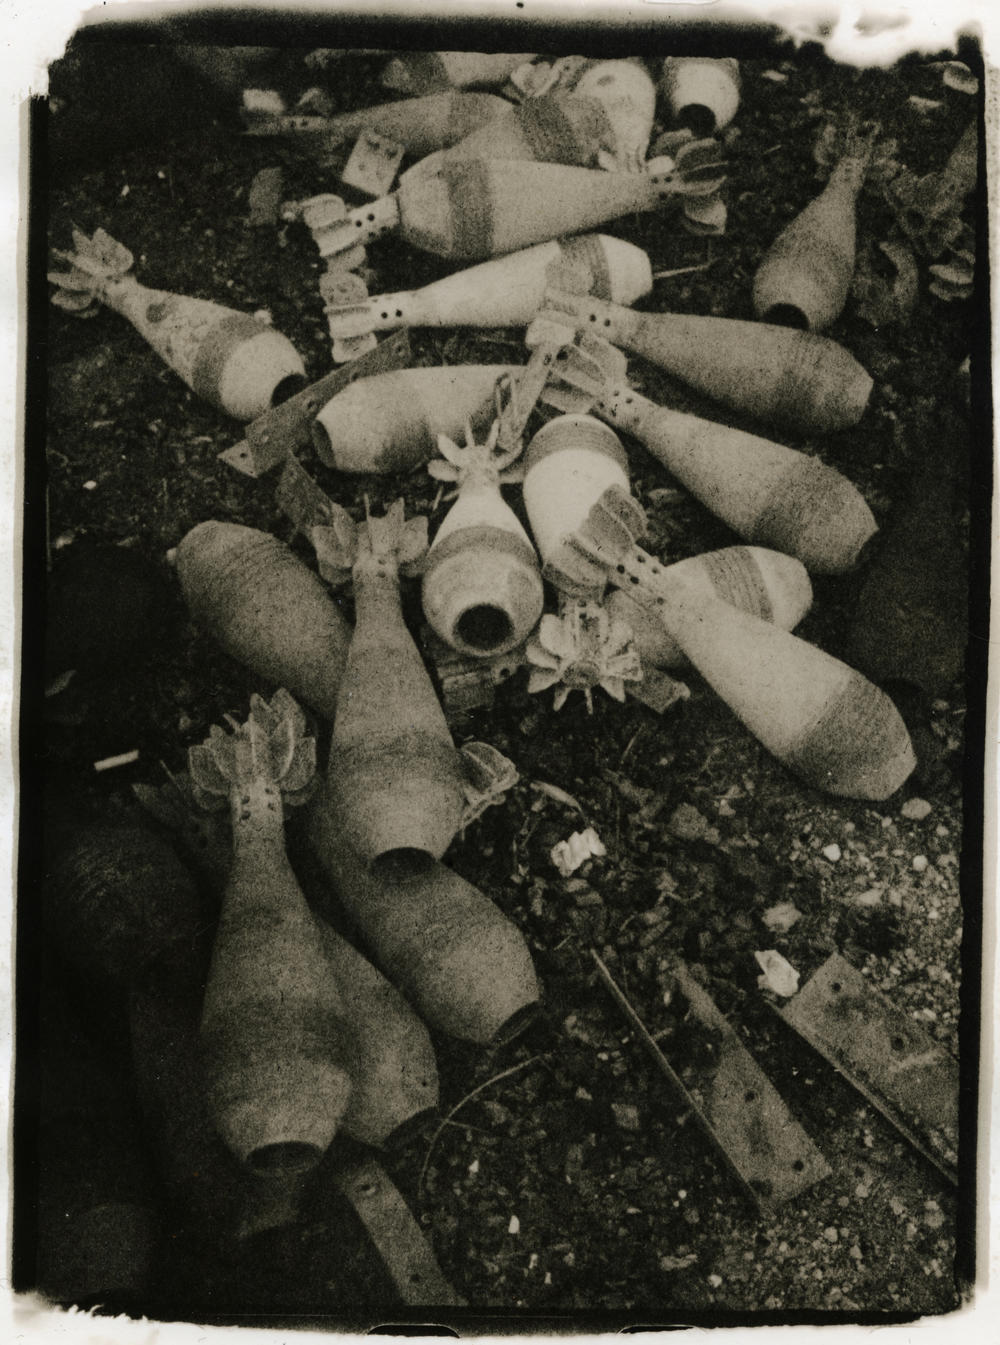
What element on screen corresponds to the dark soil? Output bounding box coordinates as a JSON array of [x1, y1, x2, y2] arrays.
[[20, 21, 986, 1333]]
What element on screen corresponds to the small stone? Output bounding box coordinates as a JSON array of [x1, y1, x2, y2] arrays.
[[82, 480, 98, 491], [854, 888, 884, 908], [824, 1227, 839, 1243], [707, 1273, 723, 1287], [508, 1215, 520, 1234], [912, 855, 929, 872], [660, 1252, 697, 1272], [574, 888, 605, 908], [822, 844, 842, 862], [762, 902, 802, 933], [902, 798, 932, 820], [850, 1244, 863, 1261], [668, 803, 710, 841], [612, 1103, 641, 1132]]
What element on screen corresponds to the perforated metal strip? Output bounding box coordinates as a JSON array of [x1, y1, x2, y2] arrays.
[[334, 1160, 467, 1307], [220, 330, 412, 477]]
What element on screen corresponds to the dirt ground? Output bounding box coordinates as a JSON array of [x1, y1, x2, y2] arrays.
[[20, 19, 987, 1333]]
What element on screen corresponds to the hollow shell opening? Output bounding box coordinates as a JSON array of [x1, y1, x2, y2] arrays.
[[249, 1140, 322, 1174], [761, 303, 811, 331], [373, 847, 436, 883], [271, 373, 308, 407], [676, 104, 717, 139], [490, 999, 541, 1048], [455, 604, 515, 653]]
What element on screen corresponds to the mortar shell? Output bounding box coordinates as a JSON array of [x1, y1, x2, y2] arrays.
[[553, 291, 873, 433], [200, 807, 353, 1171], [306, 780, 541, 1044], [316, 920, 439, 1148], [313, 366, 515, 473], [660, 57, 741, 136], [176, 520, 351, 722], [331, 235, 651, 344], [394, 158, 667, 260], [110, 280, 306, 421], [44, 820, 204, 986], [571, 60, 657, 167], [608, 546, 812, 669], [522, 414, 631, 597], [752, 154, 866, 332], [652, 577, 915, 800], [600, 391, 877, 572], [423, 487, 544, 656]]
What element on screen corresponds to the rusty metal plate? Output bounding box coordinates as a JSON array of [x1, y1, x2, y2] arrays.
[[671, 963, 832, 1211], [219, 329, 412, 477], [592, 951, 830, 1213], [275, 452, 336, 535], [334, 1160, 467, 1308], [778, 952, 959, 1184]]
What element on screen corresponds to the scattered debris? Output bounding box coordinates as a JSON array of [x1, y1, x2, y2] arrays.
[[247, 167, 284, 226], [754, 950, 800, 997], [668, 804, 719, 844], [551, 827, 607, 876], [762, 902, 802, 934], [612, 1103, 641, 1131], [530, 780, 586, 812], [93, 749, 140, 772], [660, 1252, 698, 1272]]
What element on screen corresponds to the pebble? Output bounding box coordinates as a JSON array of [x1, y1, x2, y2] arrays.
[[912, 855, 929, 872], [660, 1252, 697, 1272], [668, 803, 716, 842], [707, 1273, 723, 1287], [762, 901, 802, 933], [822, 844, 842, 862], [902, 798, 932, 820], [508, 1215, 520, 1235], [853, 888, 883, 908], [612, 1103, 641, 1132], [824, 1227, 839, 1243]]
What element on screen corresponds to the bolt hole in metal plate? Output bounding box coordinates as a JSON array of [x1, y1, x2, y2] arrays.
[[778, 952, 959, 1185], [220, 329, 412, 477], [334, 1160, 467, 1308], [669, 963, 832, 1211]]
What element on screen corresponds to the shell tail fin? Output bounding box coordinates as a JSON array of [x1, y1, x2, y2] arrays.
[[49, 226, 134, 315]]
